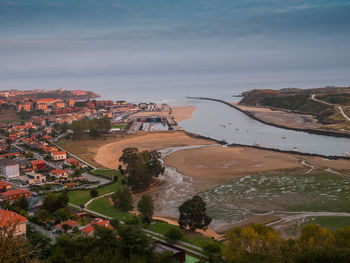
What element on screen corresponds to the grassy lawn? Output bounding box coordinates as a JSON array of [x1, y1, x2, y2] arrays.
[[68, 173, 124, 206], [88, 197, 134, 221], [91, 169, 120, 180], [303, 216, 350, 231], [148, 221, 220, 249]]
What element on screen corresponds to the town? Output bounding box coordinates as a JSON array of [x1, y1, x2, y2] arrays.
[[0, 89, 199, 263]]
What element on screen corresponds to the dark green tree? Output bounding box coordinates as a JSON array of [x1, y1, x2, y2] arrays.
[[119, 147, 164, 191], [112, 186, 133, 212], [137, 194, 154, 224], [90, 189, 98, 198], [178, 195, 212, 231]]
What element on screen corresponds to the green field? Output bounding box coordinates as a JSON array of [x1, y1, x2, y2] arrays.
[[91, 169, 120, 180], [68, 170, 123, 206], [303, 216, 350, 231], [88, 197, 133, 221]]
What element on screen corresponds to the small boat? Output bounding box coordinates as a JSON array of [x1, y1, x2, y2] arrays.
[[281, 136, 287, 139], [228, 122, 232, 125], [254, 142, 261, 147], [219, 123, 226, 128], [292, 147, 299, 152], [344, 152, 350, 157], [235, 128, 239, 131]]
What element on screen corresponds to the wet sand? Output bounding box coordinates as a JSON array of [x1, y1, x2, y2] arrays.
[[172, 106, 196, 122]]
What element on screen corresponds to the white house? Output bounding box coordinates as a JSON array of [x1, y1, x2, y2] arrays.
[[0, 159, 20, 178], [50, 151, 67, 161]]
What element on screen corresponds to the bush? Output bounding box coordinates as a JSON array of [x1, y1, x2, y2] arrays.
[[124, 215, 140, 225], [165, 228, 183, 243], [90, 189, 98, 198]]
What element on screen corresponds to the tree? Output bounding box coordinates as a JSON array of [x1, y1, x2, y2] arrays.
[[178, 195, 212, 231], [89, 128, 100, 138], [298, 224, 335, 248], [137, 194, 154, 224], [119, 147, 164, 191], [203, 243, 224, 263], [25, 151, 34, 158], [43, 192, 69, 213], [112, 186, 133, 212], [18, 196, 29, 211], [224, 224, 282, 263], [0, 224, 37, 262], [90, 189, 98, 198], [165, 228, 183, 243]]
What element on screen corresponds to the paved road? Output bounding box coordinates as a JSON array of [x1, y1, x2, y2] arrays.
[[311, 94, 350, 121]]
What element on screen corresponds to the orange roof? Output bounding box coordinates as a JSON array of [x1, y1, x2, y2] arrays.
[[32, 160, 46, 165], [0, 181, 12, 188], [55, 220, 79, 229], [1, 189, 31, 197], [0, 209, 27, 227], [81, 220, 113, 235], [37, 98, 56, 103], [50, 169, 68, 174], [51, 151, 66, 156]]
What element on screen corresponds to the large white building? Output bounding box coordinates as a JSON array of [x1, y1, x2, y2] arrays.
[[0, 159, 20, 178]]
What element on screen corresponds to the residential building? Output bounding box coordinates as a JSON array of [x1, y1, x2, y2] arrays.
[[53, 102, 65, 109], [51, 151, 67, 161], [32, 160, 46, 171], [0, 189, 31, 201], [0, 209, 28, 236], [81, 219, 113, 236], [50, 169, 68, 179], [64, 158, 80, 167], [36, 103, 48, 110], [0, 181, 12, 192], [55, 219, 80, 232], [154, 241, 186, 263], [17, 102, 33, 112], [68, 99, 76, 107], [0, 159, 20, 178], [37, 98, 56, 105], [22, 172, 46, 185]]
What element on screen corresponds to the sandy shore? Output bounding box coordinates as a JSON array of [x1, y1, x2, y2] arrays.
[[95, 131, 214, 169], [172, 106, 196, 122], [165, 145, 350, 182], [231, 102, 322, 130]]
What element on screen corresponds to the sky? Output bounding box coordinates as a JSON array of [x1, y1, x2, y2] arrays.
[[0, 0, 350, 100]]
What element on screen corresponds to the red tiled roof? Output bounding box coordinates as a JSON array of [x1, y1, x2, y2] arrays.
[[32, 160, 46, 165], [0, 181, 12, 188], [1, 189, 31, 197], [55, 220, 79, 229], [81, 220, 113, 235], [0, 209, 27, 227], [51, 151, 66, 156], [50, 169, 68, 175]]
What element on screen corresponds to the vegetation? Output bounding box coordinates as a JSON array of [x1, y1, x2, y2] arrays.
[[137, 194, 154, 224], [165, 228, 183, 243], [224, 223, 350, 263], [316, 93, 350, 105], [43, 192, 69, 213], [90, 189, 98, 198], [119, 147, 164, 191], [178, 195, 212, 231], [111, 186, 133, 212], [91, 169, 119, 180], [71, 117, 111, 139]]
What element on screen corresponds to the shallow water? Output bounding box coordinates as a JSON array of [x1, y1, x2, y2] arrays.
[[179, 98, 350, 156]]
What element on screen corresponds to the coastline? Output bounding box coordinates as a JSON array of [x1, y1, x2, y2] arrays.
[[188, 97, 350, 139]]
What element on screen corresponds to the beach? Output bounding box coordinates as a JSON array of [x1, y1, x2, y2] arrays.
[[172, 106, 196, 122], [95, 130, 214, 169]]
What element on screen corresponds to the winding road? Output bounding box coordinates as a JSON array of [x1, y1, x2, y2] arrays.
[[311, 94, 350, 121]]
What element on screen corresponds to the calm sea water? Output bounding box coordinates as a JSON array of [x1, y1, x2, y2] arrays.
[[179, 98, 350, 156]]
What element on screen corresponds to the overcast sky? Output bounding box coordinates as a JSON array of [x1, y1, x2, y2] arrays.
[[0, 0, 349, 99]]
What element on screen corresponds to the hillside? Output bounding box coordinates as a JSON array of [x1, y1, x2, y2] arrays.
[[239, 87, 350, 125]]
